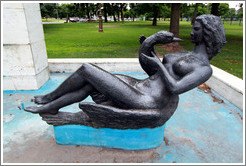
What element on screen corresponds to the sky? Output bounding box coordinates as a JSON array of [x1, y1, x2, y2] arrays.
[[228, 2, 241, 10]]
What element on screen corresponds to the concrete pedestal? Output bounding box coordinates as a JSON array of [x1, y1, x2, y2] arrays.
[[54, 124, 166, 150], [3, 3, 49, 90]]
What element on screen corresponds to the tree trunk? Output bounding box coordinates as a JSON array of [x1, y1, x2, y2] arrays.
[[133, 16, 135, 22], [152, 5, 158, 26], [117, 12, 120, 21], [211, 3, 220, 16], [103, 4, 108, 22], [85, 3, 90, 19], [121, 6, 124, 24], [169, 3, 180, 37], [191, 3, 199, 25], [113, 14, 117, 22]]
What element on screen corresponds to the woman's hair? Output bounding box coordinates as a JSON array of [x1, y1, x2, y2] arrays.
[[195, 14, 227, 60]]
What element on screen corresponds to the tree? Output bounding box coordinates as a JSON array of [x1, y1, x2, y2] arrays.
[[223, 8, 236, 18], [191, 3, 199, 24], [85, 3, 91, 19], [159, 4, 171, 21], [180, 3, 189, 21], [124, 10, 131, 18], [103, 3, 109, 22], [129, 3, 137, 21], [197, 4, 209, 16], [115, 3, 121, 21], [58, 4, 72, 19], [170, 3, 180, 37], [120, 3, 127, 24], [105, 3, 117, 22], [211, 3, 220, 16], [64, 3, 76, 22], [218, 3, 229, 17], [134, 3, 164, 26], [73, 3, 86, 18], [111, 3, 119, 22], [237, 3, 243, 18], [152, 4, 159, 26], [40, 3, 57, 20], [57, 4, 66, 19], [189, 3, 209, 24]]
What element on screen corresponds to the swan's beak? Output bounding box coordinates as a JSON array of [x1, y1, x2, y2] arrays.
[[173, 37, 183, 42]]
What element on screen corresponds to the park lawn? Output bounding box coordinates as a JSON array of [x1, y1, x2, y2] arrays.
[[42, 18, 64, 22], [43, 20, 243, 78]]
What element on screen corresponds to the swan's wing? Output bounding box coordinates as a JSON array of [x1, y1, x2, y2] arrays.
[[79, 102, 162, 129]]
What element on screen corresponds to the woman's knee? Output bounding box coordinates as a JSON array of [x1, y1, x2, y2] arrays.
[[77, 63, 93, 74]]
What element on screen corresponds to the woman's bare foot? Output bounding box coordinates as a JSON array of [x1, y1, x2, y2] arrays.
[[34, 94, 54, 104], [24, 106, 58, 115]]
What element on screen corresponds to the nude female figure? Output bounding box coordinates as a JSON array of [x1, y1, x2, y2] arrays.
[[24, 14, 226, 129]]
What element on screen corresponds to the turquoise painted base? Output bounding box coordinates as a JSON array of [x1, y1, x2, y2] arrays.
[[54, 124, 166, 150]]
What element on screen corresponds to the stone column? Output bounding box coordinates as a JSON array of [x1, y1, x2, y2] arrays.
[[3, 3, 50, 90]]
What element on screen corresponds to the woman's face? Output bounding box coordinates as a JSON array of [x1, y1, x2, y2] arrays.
[[191, 21, 203, 44]]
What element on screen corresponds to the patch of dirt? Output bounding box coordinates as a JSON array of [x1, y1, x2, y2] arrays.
[[158, 42, 185, 53], [163, 137, 169, 146], [134, 42, 184, 58], [3, 133, 157, 163], [198, 83, 224, 104], [236, 113, 243, 120], [225, 59, 241, 65], [156, 52, 163, 58], [211, 95, 224, 104], [197, 83, 212, 94]]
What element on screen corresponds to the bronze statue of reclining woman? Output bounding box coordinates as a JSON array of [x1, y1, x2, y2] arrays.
[[24, 14, 226, 129]]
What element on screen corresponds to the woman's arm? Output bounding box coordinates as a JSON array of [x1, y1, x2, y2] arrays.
[[141, 52, 213, 95]]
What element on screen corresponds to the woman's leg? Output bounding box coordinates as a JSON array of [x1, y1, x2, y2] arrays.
[[35, 63, 152, 110], [25, 84, 94, 114], [35, 67, 88, 104], [79, 63, 152, 109]]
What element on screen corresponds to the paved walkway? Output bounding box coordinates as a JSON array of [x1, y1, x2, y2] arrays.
[[42, 22, 64, 24], [3, 72, 243, 163]]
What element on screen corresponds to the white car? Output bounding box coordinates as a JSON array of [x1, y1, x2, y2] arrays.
[[79, 18, 87, 22]]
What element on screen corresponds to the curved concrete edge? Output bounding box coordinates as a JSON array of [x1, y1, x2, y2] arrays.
[[48, 58, 143, 73], [48, 58, 244, 111], [205, 65, 244, 110]]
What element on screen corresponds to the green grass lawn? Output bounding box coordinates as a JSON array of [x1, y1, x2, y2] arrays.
[[43, 20, 243, 78], [42, 18, 64, 22]]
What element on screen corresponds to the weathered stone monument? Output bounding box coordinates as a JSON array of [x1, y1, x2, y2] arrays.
[[3, 3, 49, 90]]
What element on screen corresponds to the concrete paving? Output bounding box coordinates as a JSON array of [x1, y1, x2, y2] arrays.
[[42, 21, 65, 24], [2, 72, 243, 163]]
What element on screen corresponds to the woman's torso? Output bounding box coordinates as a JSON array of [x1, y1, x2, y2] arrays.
[[135, 51, 210, 107], [91, 51, 209, 109]]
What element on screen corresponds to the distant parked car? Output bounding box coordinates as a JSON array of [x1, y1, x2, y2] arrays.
[[86, 18, 97, 22], [79, 18, 86, 22], [69, 17, 79, 22]]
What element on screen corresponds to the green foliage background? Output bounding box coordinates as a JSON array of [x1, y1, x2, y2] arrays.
[[43, 20, 243, 78]]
